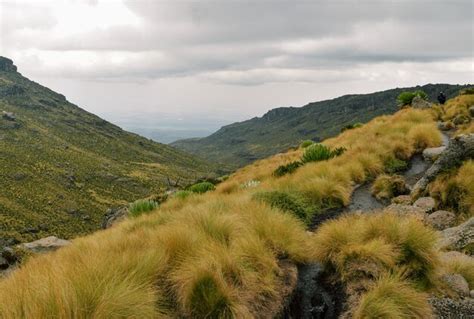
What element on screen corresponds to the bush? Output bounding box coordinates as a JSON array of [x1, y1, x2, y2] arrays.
[[460, 87, 474, 95], [301, 144, 345, 163], [254, 191, 314, 223], [300, 140, 314, 148], [371, 174, 409, 200], [384, 157, 408, 174], [129, 199, 159, 218], [189, 182, 215, 194], [397, 90, 428, 106], [273, 161, 302, 177], [341, 122, 363, 132], [174, 190, 193, 200]]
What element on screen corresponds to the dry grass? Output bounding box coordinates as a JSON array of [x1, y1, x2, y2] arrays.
[[428, 160, 474, 218], [441, 253, 474, 290], [0, 107, 445, 317], [371, 174, 409, 200]]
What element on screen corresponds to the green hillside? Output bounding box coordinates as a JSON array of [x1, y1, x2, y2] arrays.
[[172, 84, 470, 168], [0, 57, 216, 243]]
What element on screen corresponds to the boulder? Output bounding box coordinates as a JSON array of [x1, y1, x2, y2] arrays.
[[391, 195, 412, 205], [102, 206, 129, 229], [441, 273, 470, 297], [438, 121, 455, 131], [422, 146, 446, 162], [384, 204, 427, 221], [429, 297, 474, 318], [438, 217, 473, 252], [413, 134, 474, 196], [1, 111, 15, 121], [1, 246, 17, 264], [21, 236, 71, 253], [426, 210, 456, 230], [411, 96, 432, 109], [413, 197, 436, 213], [0, 256, 8, 270], [471, 290, 474, 298]]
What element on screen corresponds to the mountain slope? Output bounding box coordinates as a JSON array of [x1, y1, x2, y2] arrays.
[[0, 57, 216, 243], [172, 84, 470, 167]]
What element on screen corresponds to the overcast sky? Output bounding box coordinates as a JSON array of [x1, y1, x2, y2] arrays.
[[1, 0, 473, 125]]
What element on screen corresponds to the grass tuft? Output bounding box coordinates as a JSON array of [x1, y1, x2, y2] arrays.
[[128, 199, 159, 218]]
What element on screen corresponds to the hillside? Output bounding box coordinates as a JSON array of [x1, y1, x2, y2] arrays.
[[173, 84, 470, 167], [1, 91, 473, 317], [0, 57, 216, 243]]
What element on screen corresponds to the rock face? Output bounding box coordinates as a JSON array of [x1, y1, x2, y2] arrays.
[[413, 134, 474, 196], [426, 210, 456, 230], [102, 206, 129, 229], [21, 236, 71, 253], [411, 96, 432, 109], [422, 146, 446, 162], [438, 217, 474, 252]]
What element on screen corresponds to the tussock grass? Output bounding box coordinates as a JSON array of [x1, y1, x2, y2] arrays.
[[429, 160, 474, 218], [354, 274, 432, 319], [442, 253, 474, 290], [371, 174, 409, 200], [128, 199, 159, 218]]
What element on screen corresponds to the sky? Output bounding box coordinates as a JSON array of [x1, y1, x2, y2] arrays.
[[1, 0, 473, 141]]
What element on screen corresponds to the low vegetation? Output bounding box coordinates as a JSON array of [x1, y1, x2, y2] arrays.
[[397, 90, 428, 106], [128, 199, 159, 218], [371, 174, 409, 200], [188, 181, 216, 194], [273, 161, 302, 177], [300, 140, 314, 148]]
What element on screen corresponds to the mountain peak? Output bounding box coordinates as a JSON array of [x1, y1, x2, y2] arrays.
[[0, 56, 18, 72]]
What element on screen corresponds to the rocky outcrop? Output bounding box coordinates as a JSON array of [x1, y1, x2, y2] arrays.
[[0, 57, 17, 72], [391, 195, 412, 205], [438, 217, 473, 252], [1, 111, 16, 121], [102, 206, 129, 229], [441, 273, 470, 297], [412, 134, 474, 196], [411, 96, 432, 109], [413, 197, 436, 213], [429, 297, 474, 318], [384, 204, 428, 221]]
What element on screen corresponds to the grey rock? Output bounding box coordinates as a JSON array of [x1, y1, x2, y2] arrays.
[[438, 121, 454, 131], [413, 134, 474, 196], [427, 210, 456, 230], [1, 247, 17, 264], [413, 197, 436, 213], [429, 297, 474, 318], [441, 273, 470, 297], [1, 111, 16, 121], [384, 204, 428, 221], [411, 96, 432, 109], [470, 290, 474, 298], [438, 217, 474, 252], [102, 206, 129, 229], [423, 146, 446, 162], [21, 236, 71, 253]]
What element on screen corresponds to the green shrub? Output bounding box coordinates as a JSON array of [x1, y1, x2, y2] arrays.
[[341, 122, 363, 132], [301, 144, 346, 163], [174, 190, 193, 200], [189, 182, 215, 194], [384, 157, 408, 174], [254, 191, 314, 223], [397, 90, 428, 106], [129, 199, 159, 218], [460, 87, 474, 95], [273, 161, 302, 177], [300, 140, 314, 148]]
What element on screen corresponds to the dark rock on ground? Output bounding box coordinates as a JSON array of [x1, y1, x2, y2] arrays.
[[102, 206, 129, 229], [438, 217, 474, 253], [429, 297, 474, 319]]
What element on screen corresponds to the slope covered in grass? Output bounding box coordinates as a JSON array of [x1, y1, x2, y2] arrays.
[[0, 100, 454, 317], [0, 57, 216, 243], [173, 83, 467, 168]]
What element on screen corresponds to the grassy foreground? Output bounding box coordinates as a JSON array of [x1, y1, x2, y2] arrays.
[[1, 102, 471, 317]]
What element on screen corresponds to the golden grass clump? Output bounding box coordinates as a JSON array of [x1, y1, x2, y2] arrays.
[[0, 194, 313, 318], [441, 252, 474, 290], [354, 274, 432, 319], [371, 174, 409, 200], [428, 160, 474, 218], [312, 212, 440, 288]]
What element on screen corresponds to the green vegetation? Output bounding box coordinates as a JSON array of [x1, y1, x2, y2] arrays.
[[301, 144, 345, 163], [254, 191, 314, 223], [128, 199, 159, 218], [300, 140, 314, 148], [174, 190, 193, 199], [371, 174, 409, 200], [397, 89, 428, 106], [0, 58, 216, 242], [273, 161, 302, 177], [341, 122, 363, 132], [173, 84, 466, 168], [384, 157, 408, 174], [188, 181, 216, 194]]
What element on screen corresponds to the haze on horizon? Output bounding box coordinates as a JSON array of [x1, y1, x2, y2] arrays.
[[1, 0, 473, 142]]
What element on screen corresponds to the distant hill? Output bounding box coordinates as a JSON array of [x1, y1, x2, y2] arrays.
[[172, 84, 471, 168], [0, 57, 216, 243]]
